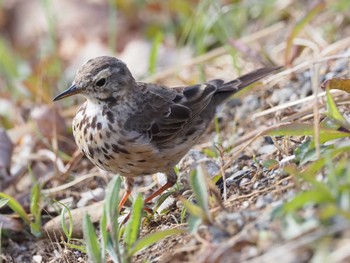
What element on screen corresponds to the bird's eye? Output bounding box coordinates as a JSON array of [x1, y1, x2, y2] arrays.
[[96, 78, 106, 87]]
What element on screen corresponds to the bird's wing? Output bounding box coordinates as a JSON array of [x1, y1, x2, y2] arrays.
[[124, 81, 223, 144], [124, 66, 280, 146]]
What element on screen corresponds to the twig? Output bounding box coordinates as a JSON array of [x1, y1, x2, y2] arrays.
[[42, 172, 103, 196]]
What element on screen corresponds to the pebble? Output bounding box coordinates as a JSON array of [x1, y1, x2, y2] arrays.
[[33, 255, 42, 263], [270, 87, 295, 104], [258, 144, 276, 155]]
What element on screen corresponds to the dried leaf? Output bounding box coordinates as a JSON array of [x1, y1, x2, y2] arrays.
[[321, 77, 350, 93]]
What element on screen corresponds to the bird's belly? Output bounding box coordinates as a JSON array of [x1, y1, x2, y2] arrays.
[[86, 143, 168, 176], [74, 128, 197, 177], [72, 110, 174, 176], [75, 132, 167, 176]]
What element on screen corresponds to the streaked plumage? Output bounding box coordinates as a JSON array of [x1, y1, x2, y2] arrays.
[[54, 56, 280, 209]]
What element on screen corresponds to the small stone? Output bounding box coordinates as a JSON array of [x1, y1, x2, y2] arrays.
[[258, 144, 276, 155], [255, 196, 266, 208], [33, 255, 42, 263], [239, 177, 250, 187], [270, 87, 294, 104], [253, 181, 260, 189]]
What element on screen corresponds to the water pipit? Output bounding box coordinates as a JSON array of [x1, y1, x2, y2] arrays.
[[54, 56, 280, 211]]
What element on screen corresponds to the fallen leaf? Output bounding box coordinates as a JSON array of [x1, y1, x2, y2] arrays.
[[321, 77, 350, 93]]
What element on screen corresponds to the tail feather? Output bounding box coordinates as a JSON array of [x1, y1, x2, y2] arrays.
[[212, 66, 282, 106], [219, 66, 282, 92]]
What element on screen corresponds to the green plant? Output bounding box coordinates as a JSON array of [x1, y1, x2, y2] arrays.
[[30, 182, 42, 237], [148, 31, 163, 75], [179, 165, 213, 232], [0, 193, 30, 225], [0, 165, 44, 237], [271, 82, 350, 230], [83, 176, 185, 263], [57, 201, 74, 243]]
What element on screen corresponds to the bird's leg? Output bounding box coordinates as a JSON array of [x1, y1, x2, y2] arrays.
[[119, 170, 176, 224], [118, 177, 134, 211], [144, 169, 177, 204]]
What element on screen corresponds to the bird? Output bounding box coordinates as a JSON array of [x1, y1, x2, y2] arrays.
[[53, 56, 280, 211]]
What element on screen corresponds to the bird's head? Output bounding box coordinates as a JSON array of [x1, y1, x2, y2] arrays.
[[53, 56, 136, 102]]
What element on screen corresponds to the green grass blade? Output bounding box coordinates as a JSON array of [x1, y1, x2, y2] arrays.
[[56, 201, 74, 242], [30, 182, 42, 237], [179, 196, 207, 232], [0, 39, 19, 79], [106, 239, 122, 263], [283, 190, 335, 213], [105, 176, 121, 244], [189, 167, 209, 216], [104, 176, 123, 261], [0, 192, 30, 225], [325, 89, 347, 123], [105, 176, 122, 226], [130, 228, 186, 255], [178, 196, 203, 218], [268, 123, 350, 143], [324, 88, 350, 130], [148, 31, 163, 75], [188, 216, 202, 233], [296, 144, 350, 176], [83, 213, 102, 263], [124, 194, 143, 254], [180, 203, 188, 224]]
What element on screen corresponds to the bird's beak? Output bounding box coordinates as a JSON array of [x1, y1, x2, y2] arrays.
[[53, 84, 81, 101]]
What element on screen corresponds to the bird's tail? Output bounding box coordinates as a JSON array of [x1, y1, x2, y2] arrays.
[[202, 67, 282, 116], [212, 66, 282, 106], [202, 67, 282, 119], [219, 66, 282, 92]]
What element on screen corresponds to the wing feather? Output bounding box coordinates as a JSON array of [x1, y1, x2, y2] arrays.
[[124, 66, 280, 147]]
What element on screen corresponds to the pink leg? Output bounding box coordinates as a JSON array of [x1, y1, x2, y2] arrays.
[[118, 190, 131, 211], [144, 169, 177, 204], [144, 181, 175, 203], [118, 177, 134, 210]]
